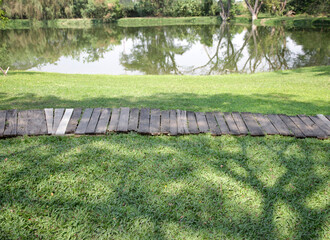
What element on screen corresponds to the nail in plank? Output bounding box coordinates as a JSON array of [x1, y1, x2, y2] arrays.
[[75, 108, 93, 135], [108, 108, 120, 132], [138, 108, 150, 134], [241, 112, 264, 136], [95, 108, 111, 134], [128, 108, 139, 132], [44, 108, 53, 135], [254, 113, 278, 135], [187, 111, 199, 134], [4, 109, 17, 137], [205, 112, 221, 136], [223, 112, 240, 136], [160, 110, 170, 134], [232, 112, 248, 135], [66, 108, 82, 134], [86, 108, 102, 134], [56, 109, 74, 135], [279, 114, 305, 138], [150, 109, 161, 135]]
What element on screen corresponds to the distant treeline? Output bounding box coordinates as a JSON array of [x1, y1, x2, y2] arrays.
[[0, 0, 329, 21]]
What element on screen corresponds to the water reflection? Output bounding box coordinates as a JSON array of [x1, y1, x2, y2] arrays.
[[0, 24, 329, 75]]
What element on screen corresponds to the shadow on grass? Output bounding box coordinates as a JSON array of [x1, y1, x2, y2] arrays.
[[0, 91, 329, 115], [0, 135, 329, 239]]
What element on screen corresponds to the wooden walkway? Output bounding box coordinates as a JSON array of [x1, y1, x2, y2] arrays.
[[0, 108, 329, 139]]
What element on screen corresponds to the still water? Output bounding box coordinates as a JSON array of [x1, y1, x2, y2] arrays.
[[0, 23, 329, 75]]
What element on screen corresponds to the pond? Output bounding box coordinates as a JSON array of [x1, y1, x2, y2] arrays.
[[0, 23, 329, 75]]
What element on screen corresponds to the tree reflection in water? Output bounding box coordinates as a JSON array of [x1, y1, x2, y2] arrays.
[[0, 24, 328, 75]]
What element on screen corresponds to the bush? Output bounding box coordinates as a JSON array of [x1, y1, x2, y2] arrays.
[[165, 0, 203, 17]]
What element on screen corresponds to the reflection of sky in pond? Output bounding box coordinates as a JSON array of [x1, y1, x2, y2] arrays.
[[1, 24, 328, 75]]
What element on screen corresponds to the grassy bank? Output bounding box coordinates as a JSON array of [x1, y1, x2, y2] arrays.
[[0, 67, 329, 239], [0, 66, 329, 115], [253, 14, 330, 27], [0, 18, 107, 29], [117, 16, 222, 27], [1, 15, 329, 29]]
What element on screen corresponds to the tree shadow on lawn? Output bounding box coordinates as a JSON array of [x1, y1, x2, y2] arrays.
[[0, 135, 329, 239], [0, 91, 329, 115]]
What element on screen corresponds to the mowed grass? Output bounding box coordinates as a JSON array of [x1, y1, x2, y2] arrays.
[[0, 66, 329, 239], [0, 135, 329, 239], [0, 66, 329, 115]]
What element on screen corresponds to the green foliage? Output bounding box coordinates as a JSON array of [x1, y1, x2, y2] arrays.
[[165, 0, 203, 17], [0, 0, 8, 24], [289, 0, 330, 15]]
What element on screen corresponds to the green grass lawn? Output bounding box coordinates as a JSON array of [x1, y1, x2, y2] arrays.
[[0, 66, 329, 115], [0, 66, 329, 239]]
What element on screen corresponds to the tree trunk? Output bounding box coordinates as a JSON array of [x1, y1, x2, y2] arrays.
[[244, 0, 263, 21]]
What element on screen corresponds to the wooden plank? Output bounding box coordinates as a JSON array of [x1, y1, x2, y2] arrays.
[[56, 109, 74, 135], [66, 108, 82, 134], [117, 107, 130, 133], [254, 113, 278, 135], [4, 109, 17, 137], [187, 111, 199, 134], [169, 110, 178, 136], [44, 108, 53, 135], [17, 110, 28, 136], [232, 112, 248, 135], [108, 108, 120, 132], [205, 112, 221, 136], [95, 108, 111, 134], [0, 110, 6, 137], [138, 108, 150, 134], [326, 116, 330, 121], [28, 110, 47, 136], [214, 112, 230, 135], [241, 112, 264, 136], [181, 110, 189, 134], [298, 115, 327, 139], [160, 110, 170, 134], [176, 110, 185, 135], [128, 108, 139, 132], [150, 109, 161, 135], [316, 114, 330, 128], [86, 108, 102, 134], [279, 114, 305, 138], [195, 112, 209, 133], [311, 115, 330, 135], [52, 108, 64, 134], [289, 116, 315, 138], [75, 108, 93, 135], [223, 112, 240, 136], [267, 114, 292, 136]]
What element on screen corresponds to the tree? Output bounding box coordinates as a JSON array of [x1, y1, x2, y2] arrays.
[[244, 0, 263, 21], [0, 0, 7, 23], [263, 0, 289, 15], [218, 0, 231, 22]]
